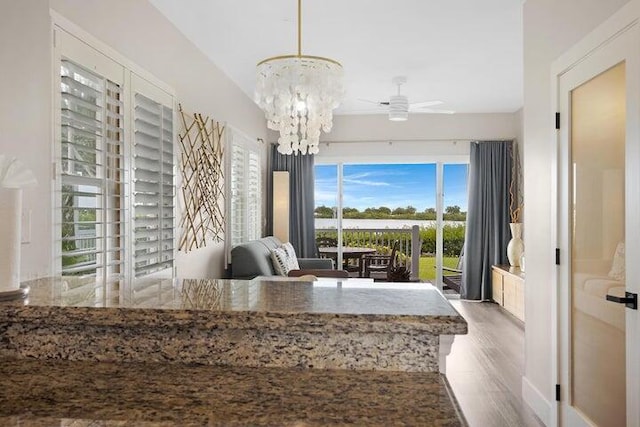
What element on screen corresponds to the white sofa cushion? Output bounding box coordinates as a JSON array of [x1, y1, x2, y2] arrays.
[[282, 242, 300, 270], [270, 243, 300, 276]]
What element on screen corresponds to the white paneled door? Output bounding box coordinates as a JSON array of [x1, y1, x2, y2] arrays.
[[555, 12, 640, 427]]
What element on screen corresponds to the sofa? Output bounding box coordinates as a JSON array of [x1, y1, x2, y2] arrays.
[[230, 236, 333, 279]]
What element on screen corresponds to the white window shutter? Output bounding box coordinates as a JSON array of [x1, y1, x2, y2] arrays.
[[55, 26, 177, 285], [247, 151, 261, 241], [227, 128, 262, 252], [132, 81, 175, 278]]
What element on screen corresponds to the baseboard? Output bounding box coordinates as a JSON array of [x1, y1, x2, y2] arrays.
[[522, 376, 553, 426]]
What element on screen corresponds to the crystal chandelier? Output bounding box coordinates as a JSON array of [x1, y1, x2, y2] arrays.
[[255, 0, 344, 155]]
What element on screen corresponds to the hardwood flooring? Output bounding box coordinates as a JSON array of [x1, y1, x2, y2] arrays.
[[446, 300, 545, 427]]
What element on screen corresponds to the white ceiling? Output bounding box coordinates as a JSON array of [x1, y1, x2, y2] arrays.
[[150, 0, 523, 115]]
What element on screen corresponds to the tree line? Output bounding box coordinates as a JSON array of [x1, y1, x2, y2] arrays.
[[314, 205, 467, 221]]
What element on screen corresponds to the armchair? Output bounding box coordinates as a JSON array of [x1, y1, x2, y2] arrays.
[[442, 247, 464, 293]]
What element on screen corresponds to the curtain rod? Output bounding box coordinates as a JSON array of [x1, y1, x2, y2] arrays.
[[310, 139, 473, 145], [267, 138, 516, 146], [317, 138, 515, 144]]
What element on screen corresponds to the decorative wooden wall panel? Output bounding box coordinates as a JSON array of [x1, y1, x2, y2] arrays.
[[178, 104, 225, 252]]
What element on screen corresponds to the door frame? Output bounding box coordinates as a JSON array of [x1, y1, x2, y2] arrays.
[[551, 2, 640, 426]]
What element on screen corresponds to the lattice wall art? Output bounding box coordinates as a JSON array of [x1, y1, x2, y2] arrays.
[[178, 104, 225, 252]]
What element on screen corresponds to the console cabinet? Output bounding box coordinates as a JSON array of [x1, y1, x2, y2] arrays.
[[491, 265, 525, 322]]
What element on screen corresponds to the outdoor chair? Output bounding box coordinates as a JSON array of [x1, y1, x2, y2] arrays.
[[316, 236, 337, 256], [442, 246, 464, 293], [316, 236, 338, 248], [363, 241, 400, 281], [315, 236, 338, 267]]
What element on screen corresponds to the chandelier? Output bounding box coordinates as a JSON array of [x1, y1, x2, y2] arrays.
[[255, 0, 344, 155]]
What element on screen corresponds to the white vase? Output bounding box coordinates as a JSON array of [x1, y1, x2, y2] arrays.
[[507, 223, 524, 267], [0, 188, 22, 292]]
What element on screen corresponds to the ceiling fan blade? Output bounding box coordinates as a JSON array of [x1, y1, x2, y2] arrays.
[[340, 109, 391, 115], [409, 100, 444, 109], [357, 98, 388, 106], [414, 108, 456, 114]]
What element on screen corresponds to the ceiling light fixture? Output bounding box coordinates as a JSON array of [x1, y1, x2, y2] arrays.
[[388, 76, 409, 121], [255, 0, 344, 155]]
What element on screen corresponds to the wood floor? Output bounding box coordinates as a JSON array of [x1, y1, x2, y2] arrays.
[[446, 299, 545, 427]]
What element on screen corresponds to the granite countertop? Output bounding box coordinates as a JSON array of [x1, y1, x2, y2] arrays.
[[0, 278, 467, 335], [0, 358, 466, 426]]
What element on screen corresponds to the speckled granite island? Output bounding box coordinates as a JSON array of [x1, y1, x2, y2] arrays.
[[0, 277, 468, 425]]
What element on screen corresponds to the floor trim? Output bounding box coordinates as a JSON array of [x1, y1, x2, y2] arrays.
[[522, 376, 553, 426]]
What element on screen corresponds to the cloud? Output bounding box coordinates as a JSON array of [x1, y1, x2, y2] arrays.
[[314, 190, 338, 203], [343, 178, 391, 187]]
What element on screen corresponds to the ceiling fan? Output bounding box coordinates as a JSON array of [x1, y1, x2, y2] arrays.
[[358, 76, 455, 121]]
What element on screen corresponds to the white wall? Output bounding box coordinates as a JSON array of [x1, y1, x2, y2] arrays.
[[0, 1, 53, 280], [311, 112, 520, 162], [0, 0, 267, 280], [522, 0, 629, 419]]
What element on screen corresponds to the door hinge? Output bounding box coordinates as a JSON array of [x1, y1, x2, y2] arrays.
[[555, 384, 561, 401], [555, 112, 560, 130], [555, 248, 560, 265]]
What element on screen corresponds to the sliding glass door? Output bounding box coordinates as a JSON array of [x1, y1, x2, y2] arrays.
[[314, 161, 468, 287], [441, 164, 469, 291]]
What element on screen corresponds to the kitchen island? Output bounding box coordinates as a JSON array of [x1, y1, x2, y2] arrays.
[[0, 277, 468, 425]]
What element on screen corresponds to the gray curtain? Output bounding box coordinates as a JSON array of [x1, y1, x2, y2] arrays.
[[266, 145, 317, 257], [462, 141, 513, 300]]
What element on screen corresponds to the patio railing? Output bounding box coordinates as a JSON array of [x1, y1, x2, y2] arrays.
[[315, 225, 421, 280]]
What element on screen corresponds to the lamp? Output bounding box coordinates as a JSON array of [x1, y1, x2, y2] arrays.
[[255, 0, 344, 155], [272, 171, 290, 242]]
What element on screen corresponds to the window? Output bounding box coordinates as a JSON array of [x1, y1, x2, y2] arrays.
[[228, 129, 262, 248], [58, 59, 124, 280], [55, 27, 175, 282]]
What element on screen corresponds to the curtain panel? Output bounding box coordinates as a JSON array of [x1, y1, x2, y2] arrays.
[[462, 141, 513, 300], [267, 146, 316, 257]]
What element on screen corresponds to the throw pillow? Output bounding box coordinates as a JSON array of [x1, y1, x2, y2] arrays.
[[282, 242, 300, 270], [270, 247, 292, 276], [608, 242, 625, 281]]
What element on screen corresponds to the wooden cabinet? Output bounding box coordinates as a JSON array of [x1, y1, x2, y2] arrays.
[[491, 269, 503, 305], [491, 265, 524, 322]]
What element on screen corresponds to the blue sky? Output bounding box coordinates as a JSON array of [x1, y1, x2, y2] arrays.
[[315, 164, 469, 211]]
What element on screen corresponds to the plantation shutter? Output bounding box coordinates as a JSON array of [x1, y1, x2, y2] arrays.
[[229, 129, 262, 248], [58, 59, 125, 280], [247, 151, 261, 241], [132, 79, 175, 278], [230, 144, 246, 247]]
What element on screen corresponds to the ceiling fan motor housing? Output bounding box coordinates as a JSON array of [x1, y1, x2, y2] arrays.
[[388, 94, 409, 121]]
